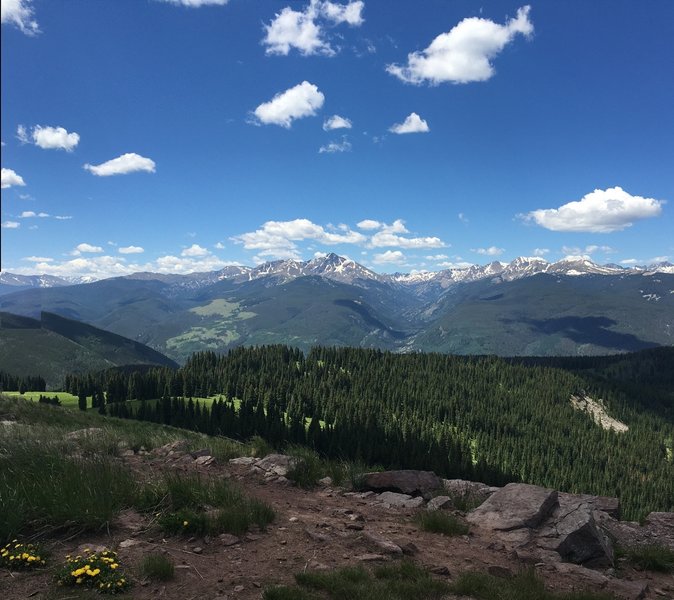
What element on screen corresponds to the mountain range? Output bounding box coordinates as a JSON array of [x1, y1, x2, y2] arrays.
[[1, 254, 672, 363]]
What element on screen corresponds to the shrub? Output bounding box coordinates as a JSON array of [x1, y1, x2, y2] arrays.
[[286, 446, 323, 489], [413, 510, 469, 535], [0, 540, 46, 570], [56, 549, 130, 594], [139, 552, 174, 581], [139, 472, 274, 536], [620, 544, 674, 573]]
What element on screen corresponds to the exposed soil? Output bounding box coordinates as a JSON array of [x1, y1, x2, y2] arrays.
[[2, 453, 672, 600]]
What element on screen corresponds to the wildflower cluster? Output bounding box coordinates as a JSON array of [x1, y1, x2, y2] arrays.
[[0, 540, 46, 570], [57, 549, 130, 594]]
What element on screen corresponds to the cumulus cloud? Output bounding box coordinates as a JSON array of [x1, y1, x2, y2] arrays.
[[323, 114, 352, 131], [319, 138, 352, 153], [322, 1, 364, 25], [232, 218, 366, 260], [119, 245, 144, 254], [253, 81, 325, 128], [523, 187, 664, 233], [438, 260, 474, 269], [29, 125, 80, 151], [373, 250, 406, 265], [561, 245, 615, 257], [387, 6, 532, 85], [1, 0, 39, 35], [472, 246, 504, 256], [533, 248, 549, 257], [426, 254, 449, 260], [73, 243, 104, 255], [389, 112, 429, 134], [369, 219, 445, 249], [181, 244, 209, 257], [214, 242, 225, 249], [84, 153, 156, 176], [262, 0, 364, 56], [1, 168, 26, 188], [1, 221, 20, 229], [357, 219, 382, 230]]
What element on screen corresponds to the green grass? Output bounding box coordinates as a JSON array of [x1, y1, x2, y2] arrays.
[[449, 569, 619, 600], [3, 390, 84, 408], [0, 424, 137, 540], [413, 510, 469, 536], [0, 394, 256, 541], [139, 553, 175, 581], [264, 562, 450, 600], [617, 544, 674, 573], [136, 471, 275, 536]]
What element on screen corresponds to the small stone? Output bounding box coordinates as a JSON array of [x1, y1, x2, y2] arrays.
[[346, 523, 364, 531], [289, 517, 299, 522], [233, 585, 244, 592], [118, 539, 140, 549], [193, 546, 203, 554], [400, 542, 419, 556], [219, 534, 240, 546], [356, 553, 386, 562], [430, 566, 450, 576]]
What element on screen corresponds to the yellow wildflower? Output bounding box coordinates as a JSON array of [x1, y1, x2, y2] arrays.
[[76, 577, 83, 584]]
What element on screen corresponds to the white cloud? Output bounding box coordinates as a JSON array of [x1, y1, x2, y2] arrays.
[[472, 246, 504, 256], [54, 215, 72, 220], [73, 243, 104, 255], [533, 248, 549, 257], [319, 138, 352, 153], [321, 1, 364, 25], [214, 242, 225, 249], [232, 218, 366, 260], [387, 6, 532, 85], [1, 168, 26, 188], [159, 0, 230, 6], [523, 187, 664, 233], [373, 250, 406, 265], [23, 256, 53, 262], [16, 124, 29, 143], [181, 244, 209, 257], [369, 219, 445, 249], [119, 245, 144, 254], [262, 1, 364, 56], [426, 254, 449, 260], [84, 153, 156, 176], [458, 212, 469, 223], [357, 219, 382, 230], [1, 0, 39, 35], [31, 125, 80, 151], [323, 114, 352, 131], [438, 260, 474, 269], [253, 81, 325, 128], [1, 221, 20, 229], [19, 211, 49, 218], [389, 112, 429, 134], [263, 3, 330, 56]]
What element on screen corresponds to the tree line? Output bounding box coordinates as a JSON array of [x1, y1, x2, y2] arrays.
[[62, 345, 674, 520]]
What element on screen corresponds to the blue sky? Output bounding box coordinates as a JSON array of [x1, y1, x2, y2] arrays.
[[1, 0, 673, 278]]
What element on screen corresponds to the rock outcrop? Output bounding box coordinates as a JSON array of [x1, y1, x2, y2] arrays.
[[360, 470, 441, 496]]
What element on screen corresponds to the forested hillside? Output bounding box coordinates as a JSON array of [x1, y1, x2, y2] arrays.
[[64, 346, 674, 520]]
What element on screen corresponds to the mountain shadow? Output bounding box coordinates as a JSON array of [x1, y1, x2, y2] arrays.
[[515, 315, 659, 352]]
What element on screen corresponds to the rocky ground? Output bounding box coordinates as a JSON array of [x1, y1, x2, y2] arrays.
[[2, 439, 673, 600]]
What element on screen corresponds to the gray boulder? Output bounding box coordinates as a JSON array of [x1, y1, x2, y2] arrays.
[[544, 503, 614, 566], [256, 454, 297, 477], [467, 483, 558, 531], [377, 491, 425, 508], [361, 470, 441, 495]]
